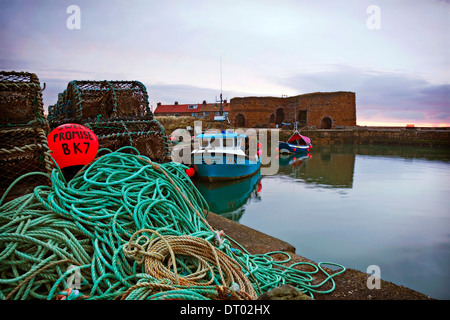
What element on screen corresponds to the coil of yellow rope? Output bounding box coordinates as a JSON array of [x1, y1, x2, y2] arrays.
[[123, 228, 257, 299]]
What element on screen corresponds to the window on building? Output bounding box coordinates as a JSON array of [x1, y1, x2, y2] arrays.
[[298, 110, 307, 126], [203, 112, 209, 116], [188, 105, 198, 109], [191, 112, 198, 117]]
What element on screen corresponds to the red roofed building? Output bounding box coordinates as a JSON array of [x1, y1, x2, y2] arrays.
[[154, 100, 230, 119]]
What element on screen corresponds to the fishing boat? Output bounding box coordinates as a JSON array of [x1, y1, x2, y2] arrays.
[[191, 132, 261, 182], [278, 131, 312, 154], [191, 59, 261, 181], [279, 121, 312, 155]]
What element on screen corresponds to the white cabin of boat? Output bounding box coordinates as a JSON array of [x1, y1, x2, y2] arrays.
[[192, 133, 248, 157]]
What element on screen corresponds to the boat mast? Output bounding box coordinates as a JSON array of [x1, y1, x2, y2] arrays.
[[294, 99, 298, 132], [218, 57, 223, 132]]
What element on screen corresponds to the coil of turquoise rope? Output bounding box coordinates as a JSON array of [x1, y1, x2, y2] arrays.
[[0, 146, 345, 300]]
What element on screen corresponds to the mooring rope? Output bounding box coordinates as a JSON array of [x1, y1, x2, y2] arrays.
[[0, 147, 345, 300]]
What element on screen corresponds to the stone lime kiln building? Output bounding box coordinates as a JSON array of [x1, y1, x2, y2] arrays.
[[228, 91, 356, 129]]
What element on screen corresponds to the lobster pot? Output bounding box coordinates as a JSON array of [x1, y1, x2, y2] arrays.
[[129, 133, 169, 163], [0, 71, 46, 127], [0, 127, 53, 201], [0, 71, 53, 201], [48, 80, 152, 121], [85, 119, 169, 163], [0, 71, 54, 200], [47, 91, 68, 122], [111, 81, 151, 118], [48, 79, 170, 164]]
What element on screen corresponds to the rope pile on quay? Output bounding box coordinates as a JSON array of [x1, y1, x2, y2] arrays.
[[0, 146, 345, 300]]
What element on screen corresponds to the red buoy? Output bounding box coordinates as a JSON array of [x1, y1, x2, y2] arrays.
[[185, 167, 195, 178], [47, 123, 99, 169]]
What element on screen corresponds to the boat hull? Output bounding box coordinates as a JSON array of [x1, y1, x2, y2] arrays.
[[279, 141, 311, 154], [193, 154, 261, 182]]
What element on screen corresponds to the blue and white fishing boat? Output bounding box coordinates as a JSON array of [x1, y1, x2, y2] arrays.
[[192, 132, 261, 182]]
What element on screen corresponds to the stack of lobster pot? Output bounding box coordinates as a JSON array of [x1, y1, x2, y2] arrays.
[[47, 80, 170, 163], [0, 71, 53, 201]]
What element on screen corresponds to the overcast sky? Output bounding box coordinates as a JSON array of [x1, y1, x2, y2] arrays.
[[1, 0, 449, 126]]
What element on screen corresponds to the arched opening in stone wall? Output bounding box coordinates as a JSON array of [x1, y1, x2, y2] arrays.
[[269, 113, 275, 123], [275, 108, 284, 125], [234, 113, 246, 127], [297, 110, 307, 126], [320, 116, 333, 129]]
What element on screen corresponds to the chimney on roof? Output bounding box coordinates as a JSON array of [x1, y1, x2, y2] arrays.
[[203, 100, 206, 105], [157, 102, 161, 107], [174, 101, 178, 106]]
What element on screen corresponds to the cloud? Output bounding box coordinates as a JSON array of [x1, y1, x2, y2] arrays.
[[9, 63, 450, 127], [37, 75, 256, 114], [146, 83, 225, 107], [141, 82, 258, 109], [277, 65, 450, 125], [1, 1, 448, 126]]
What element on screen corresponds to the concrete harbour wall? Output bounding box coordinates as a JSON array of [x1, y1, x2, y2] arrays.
[[279, 127, 450, 148]]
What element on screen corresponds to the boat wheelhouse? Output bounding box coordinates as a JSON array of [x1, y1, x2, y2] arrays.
[[192, 132, 261, 182]]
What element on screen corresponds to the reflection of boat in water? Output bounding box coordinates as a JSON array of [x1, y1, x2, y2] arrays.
[[277, 153, 310, 180], [278, 147, 355, 188], [278, 153, 310, 167], [194, 170, 262, 222]]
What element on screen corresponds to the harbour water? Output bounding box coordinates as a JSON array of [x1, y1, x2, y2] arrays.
[[194, 144, 450, 300]]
